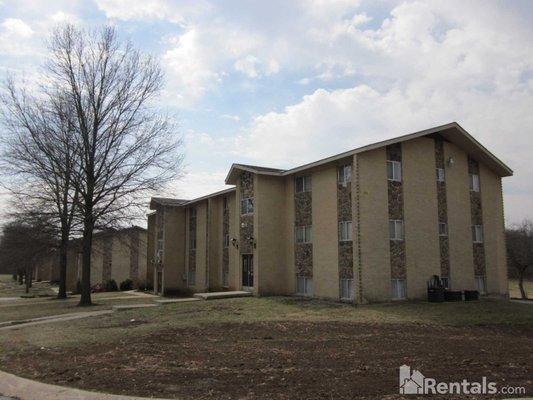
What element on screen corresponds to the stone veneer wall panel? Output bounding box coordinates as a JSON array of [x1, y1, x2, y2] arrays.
[[387, 143, 406, 282], [188, 207, 197, 285], [294, 175, 313, 278], [337, 164, 353, 281], [240, 171, 254, 255], [222, 196, 230, 286], [435, 138, 450, 279], [129, 230, 140, 283], [468, 158, 486, 276]]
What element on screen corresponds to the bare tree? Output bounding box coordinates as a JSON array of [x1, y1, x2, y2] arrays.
[[506, 219, 532, 300], [47, 25, 182, 306], [1, 82, 80, 299]]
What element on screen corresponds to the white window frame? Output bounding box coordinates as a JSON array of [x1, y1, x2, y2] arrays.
[[339, 221, 352, 242], [295, 175, 311, 193], [389, 219, 404, 241], [475, 275, 486, 294], [387, 160, 402, 182], [295, 225, 312, 243], [438, 222, 448, 236], [340, 278, 354, 300], [391, 279, 406, 300], [472, 225, 483, 243], [241, 198, 254, 215], [296, 276, 313, 296], [338, 165, 351, 185], [469, 173, 480, 192], [436, 168, 445, 182], [223, 234, 230, 248]]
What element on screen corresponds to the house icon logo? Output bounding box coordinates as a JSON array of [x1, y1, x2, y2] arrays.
[[399, 364, 425, 394]]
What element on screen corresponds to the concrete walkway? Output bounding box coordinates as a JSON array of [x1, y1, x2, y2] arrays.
[[194, 290, 252, 300], [0, 310, 113, 331], [0, 370, 168, 400]]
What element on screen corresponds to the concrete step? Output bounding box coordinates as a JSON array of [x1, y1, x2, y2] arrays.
[[112, 304, 160, 311], [194, 291, 253, 300], [155, 298, 201, 304]]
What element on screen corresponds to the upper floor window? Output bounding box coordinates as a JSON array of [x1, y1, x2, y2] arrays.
[[339, 221, 352, 241], [338, 165, 351, 185], [223, 234, 230, 248], [472, 225, 483, 243], [469, 173, 480, 192], [295, 175, 311, 193], [223, 196, 228, 210], [387, 160, 402, 182], [389, 219, 404, 241], [436, 168, 445, 182], [438, 222, 448, 236], [295, 225, 312, 243], [190, 207, 197, 219], [241, 198, 254, 215]]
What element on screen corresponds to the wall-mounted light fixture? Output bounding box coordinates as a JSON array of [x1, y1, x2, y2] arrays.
[[447, 157, 455, 167]]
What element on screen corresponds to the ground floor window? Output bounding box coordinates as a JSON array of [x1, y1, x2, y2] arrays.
[[340, 278, 354, 300], [391, 279, 406, 300], [475, 275, 486, 294], [296, 276, 313, 296], [188, 270, 196, 286], [441, 276, 450, 289]]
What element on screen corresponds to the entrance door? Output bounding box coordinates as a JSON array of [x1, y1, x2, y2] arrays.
[[242, 254, 253, 290]]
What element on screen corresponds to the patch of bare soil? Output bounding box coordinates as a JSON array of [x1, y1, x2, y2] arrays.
[[1, 322, 532, 399]]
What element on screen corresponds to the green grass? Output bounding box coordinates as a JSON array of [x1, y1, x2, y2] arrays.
[[509, 278, 532, 299], [1, 296, 531, 351]]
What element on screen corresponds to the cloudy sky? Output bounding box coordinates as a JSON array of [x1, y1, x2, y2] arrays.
[[0, 0, 532, 225]]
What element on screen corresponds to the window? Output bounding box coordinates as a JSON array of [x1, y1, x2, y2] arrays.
[[387, 160, 402, 182], [295, 175, 311, 193], [436, 168, 445, 182], [438, 222, 448, 236], [389, 220, 404, 241], [295, 225, 312, 243], [190, 207, 197, 218], [472, 225, 483, 243], [475, 275, 486, 294], [391, 279, 406, 300], [223, 196, 229, 210], [339, 221, 352, 241], [189, 233, 196, 250], [441, 277, 450, 289], [338, 165, 351, 185], [223, 234, 230, 248], [296, 276, 313, 296], [222, 271, 229, 287], [469, 173, 480, 192], [340, 278, 354, 300], [241, 198, 254, 215], [188, 270, 196, 286]]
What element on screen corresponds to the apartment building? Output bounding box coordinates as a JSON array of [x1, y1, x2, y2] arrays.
[[147, 122, 511, 302]]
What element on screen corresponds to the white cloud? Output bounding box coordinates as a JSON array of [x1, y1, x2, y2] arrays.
[[0, 18, 34, 55], [221, 114, 240, 122]]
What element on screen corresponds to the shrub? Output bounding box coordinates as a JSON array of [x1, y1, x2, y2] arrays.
[[120, 279, 134, 291], [105, 279, 118, 292], [90, 282, 105, 293]]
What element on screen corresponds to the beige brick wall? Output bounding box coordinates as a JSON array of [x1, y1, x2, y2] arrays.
[[163, 207, 186, 292], [357, 147, 391, 302], [192, 201, 208, 292], [312, 165, 340, 299], [227, 191, 239, 290], [403, 137, 441, 298], [111, 235, 130, 285], [480, 164, 508, 295], [444, 141, 475, 291], [284, 175, 296, 294], [146, 214, 155, 286], [208, 196, 223, 290]]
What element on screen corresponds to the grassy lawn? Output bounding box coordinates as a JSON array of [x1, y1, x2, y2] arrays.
[[0, 274, 56, 298], [0, 296, 531, 399], [509, 278, 532, 299]]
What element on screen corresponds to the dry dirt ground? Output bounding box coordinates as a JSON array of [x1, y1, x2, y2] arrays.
[[0, 297, 532, 399]]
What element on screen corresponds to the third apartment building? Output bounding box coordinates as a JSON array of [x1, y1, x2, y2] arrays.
[[147, 122, 511, 302]]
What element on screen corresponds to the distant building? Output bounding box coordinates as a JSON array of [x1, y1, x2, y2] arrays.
[[36, 226, 147, 291], [147, 122, 511, 302]]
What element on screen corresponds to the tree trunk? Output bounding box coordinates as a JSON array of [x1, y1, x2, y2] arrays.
[[57, 235, 68, 299], [24, 266, 30, 294], [78, 212, 94, 306], [518, 272, 527, 300]]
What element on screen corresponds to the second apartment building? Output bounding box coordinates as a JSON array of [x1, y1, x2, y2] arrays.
[[147, 122, 511, 302]]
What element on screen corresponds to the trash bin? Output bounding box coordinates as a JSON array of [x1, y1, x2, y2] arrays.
[[464, 290, 479, 301], [444, 290, 462, 301]]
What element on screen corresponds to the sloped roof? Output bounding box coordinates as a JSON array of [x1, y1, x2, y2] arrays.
[[150, 197, 189, 209], [225, 122, 513, 184]]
